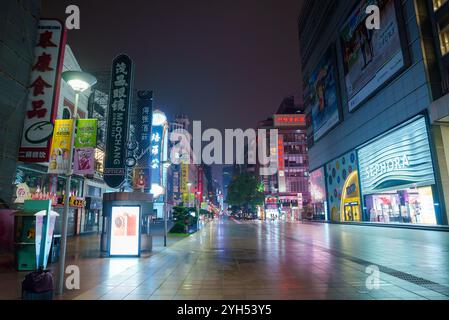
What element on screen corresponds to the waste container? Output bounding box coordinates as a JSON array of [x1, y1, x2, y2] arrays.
[[49, 235, 61, 264], [22, 269, 54, 300]]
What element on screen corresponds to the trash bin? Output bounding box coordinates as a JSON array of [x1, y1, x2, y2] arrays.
[[22, 269, 54, 300], [49, 235, 61, 264]]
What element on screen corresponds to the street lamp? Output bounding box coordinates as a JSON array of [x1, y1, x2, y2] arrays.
[[162, 161, 171, 247], [187, 182, 192, 208], [57, 71, 97, 296]]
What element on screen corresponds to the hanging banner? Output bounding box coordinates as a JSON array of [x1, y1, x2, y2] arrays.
[[180, 162, 189, 194], [18, 19, 67, 163], [73, 119, 97, 175], [133, 91, 153, 191], [104, 54, 134, 188], [75, 119, 97, 149], [48, 119, 73, 174]]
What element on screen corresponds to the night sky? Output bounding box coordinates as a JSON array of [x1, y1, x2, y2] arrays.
[[42, 0, 302, 131]]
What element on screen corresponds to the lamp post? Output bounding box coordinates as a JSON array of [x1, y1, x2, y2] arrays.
[[187, 182, 192, 208], [57, 71, 97, 296], [162, 161, 171, 247]]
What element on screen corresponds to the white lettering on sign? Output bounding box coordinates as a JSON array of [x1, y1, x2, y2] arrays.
[[366, 154, 410, 179]]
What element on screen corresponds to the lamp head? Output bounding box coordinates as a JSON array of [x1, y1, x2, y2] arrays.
[[62, 71, 97, 93]]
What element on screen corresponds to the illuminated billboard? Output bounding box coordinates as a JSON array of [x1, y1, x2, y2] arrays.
[[303, 46, 341, 143], [109, 206, 141, 257], [358, 117, 435, 194], [341, 0, 407, 111]]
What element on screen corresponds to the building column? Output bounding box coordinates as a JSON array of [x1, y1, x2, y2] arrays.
[[431, 125, 449, 225]]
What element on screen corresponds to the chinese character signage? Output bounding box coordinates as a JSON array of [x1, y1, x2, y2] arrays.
[[19, 19, 67, 163], [48, 120, 73, 174], [277, 135, 286, 193], [180, 162, 189, 194], [133, 90, 153, 191], [104, 54, 134, 189], [150, 125, 164, 186], [73, 119, 97, 175], [274, 114, 306, 128]]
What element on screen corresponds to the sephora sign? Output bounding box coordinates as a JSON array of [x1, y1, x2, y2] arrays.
[[358, 117, 435, 194]]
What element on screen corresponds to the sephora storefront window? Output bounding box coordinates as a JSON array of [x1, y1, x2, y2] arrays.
[[358, 116, 438, 225]]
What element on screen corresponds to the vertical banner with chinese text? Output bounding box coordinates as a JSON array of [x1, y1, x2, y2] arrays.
[[19, 19, 67, 163], [104, 55, 134, 189], [133, 91, 153, 191]]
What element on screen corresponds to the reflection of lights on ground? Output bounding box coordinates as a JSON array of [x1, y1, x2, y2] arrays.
[[107, 259, 139, 277]]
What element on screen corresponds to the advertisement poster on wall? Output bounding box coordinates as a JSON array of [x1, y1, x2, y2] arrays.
[[341, 0, 406, 111], [109, 206, 141, 256], [48, 119, 73, 174], [303, 46, 341, 143], [310, 168, 328, 219]]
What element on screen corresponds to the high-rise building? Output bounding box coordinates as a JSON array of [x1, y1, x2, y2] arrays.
[[258, 97, 310, 221], [299, 0, 449, 225]]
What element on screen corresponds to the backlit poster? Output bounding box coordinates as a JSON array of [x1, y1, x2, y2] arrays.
[[341, 0, 406, 111], [303, 46, 341, 143], [109, 206, 141, 256]]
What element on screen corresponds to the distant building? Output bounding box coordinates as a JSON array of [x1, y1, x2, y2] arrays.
[[258, 97, 310, 221]]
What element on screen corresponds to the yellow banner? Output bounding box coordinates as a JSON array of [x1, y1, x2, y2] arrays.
[[48, 119, 73, 174], [180, 162, 189, 194]]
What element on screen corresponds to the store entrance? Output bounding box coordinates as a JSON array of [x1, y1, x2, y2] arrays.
[[365, 187, 436, 225], [344, 202, 360, 222]]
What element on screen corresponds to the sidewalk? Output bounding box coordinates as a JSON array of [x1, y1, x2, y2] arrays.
[[0, 231, 187, 300]]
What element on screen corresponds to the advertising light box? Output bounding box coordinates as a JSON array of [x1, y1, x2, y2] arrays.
[[358, 117, 435, 195], [341, 0, 406, 111], [109, 206, 141, 257]]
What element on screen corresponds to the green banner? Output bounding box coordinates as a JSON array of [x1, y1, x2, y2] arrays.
[[75, 119, 98, 148]]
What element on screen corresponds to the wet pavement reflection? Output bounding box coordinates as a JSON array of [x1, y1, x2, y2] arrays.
[[2, 219, 449, 300]]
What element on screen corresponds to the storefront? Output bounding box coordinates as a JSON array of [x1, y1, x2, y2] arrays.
[[14, 164, 85, 235], [357, 116, 440, 225], [264, 196, 280, 220]]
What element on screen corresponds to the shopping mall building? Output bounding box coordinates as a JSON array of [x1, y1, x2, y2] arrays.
[[300, 0, 449, 226]]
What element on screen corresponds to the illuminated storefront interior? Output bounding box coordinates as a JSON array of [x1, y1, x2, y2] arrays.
[[358, 116, 439, 225]]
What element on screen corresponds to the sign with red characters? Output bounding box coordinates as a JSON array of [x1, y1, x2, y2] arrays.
[[274, 114, 306, 128], [18, 19, 67, 163]]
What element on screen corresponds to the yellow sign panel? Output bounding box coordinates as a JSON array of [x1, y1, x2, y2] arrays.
[[180, 162, 189, 194]]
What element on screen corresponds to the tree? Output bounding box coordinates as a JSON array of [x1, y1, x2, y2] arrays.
[[226, 172, 264, 213]]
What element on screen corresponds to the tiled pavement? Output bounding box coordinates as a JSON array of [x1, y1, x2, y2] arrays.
[[2, 219, 449, 300]]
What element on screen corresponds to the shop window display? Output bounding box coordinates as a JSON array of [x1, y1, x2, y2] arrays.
[[365, 187, 436, 225]]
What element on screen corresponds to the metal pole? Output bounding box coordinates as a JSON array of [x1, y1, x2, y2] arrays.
[[57, 92, 79, 296], [164, 184, 168, 247]]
